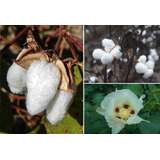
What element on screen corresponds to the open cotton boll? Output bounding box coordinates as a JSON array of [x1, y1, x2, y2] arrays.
[[150, 49, 157, 57], [148, 55, 155, 62], [101, 53, 113, 65], [46, 80, 76, 125], [146, 60, 155, 69], [7, 62, 27, 94], [135, 62, 148, 74], [26, 59, 60, 115], [89, 76, 98, 83], [143, 69, 153, 78], [110, 46, 122, 59], [154, 55, 159, 61], [138, 55, 146, 63], [46, 90, 74, 125], [92, 49, 105, 60], [102, 38, 115, 52]]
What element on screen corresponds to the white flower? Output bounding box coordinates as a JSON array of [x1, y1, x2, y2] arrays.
[[26, 59, 60, 115], [110, 46, 122, 59], [92, 49, 105, 60], [101, 53, 113, 65], [102, 38, 115, 53], [96, 89, 149, 134], [135, 62, 148, 74], [143, 69, 154, 78]]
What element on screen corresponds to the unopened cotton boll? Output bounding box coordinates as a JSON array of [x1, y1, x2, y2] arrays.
[[138, 55, 146, 63], [146, 60, 155, 69], [102, 38, 115, 52], [101, 53, 113, 65], [110, 46, 122, 59], [143, 69, 154, 78], [92, 49, 105, 60], [26, 59, 60, 115], [135, 62, 148, 74], [7, 62, 27, 94]]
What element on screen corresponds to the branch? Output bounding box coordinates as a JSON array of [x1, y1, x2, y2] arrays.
[[0, 25, 31, 56]]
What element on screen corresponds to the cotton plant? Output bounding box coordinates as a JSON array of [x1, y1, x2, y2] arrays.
[[92, 38, 122, 65], [96, 89, 149, 134], [7, 49, 76, 125], [135, 49, 159, 78]]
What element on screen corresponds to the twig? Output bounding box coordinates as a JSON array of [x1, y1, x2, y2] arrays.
[[125, 26, 144, 82], [0, 25, 31, 56], [65, 32, 83, 52], [104, 65, 107, 82], [59, 37, 65, 58], [0, 35, 22, 51], [12, 105, 28, 113], [30, 25, 45, 50], [45, 28, 61, 45]]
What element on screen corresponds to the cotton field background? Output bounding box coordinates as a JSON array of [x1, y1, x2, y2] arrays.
[[0, 25, 83, 134], [85, 25, 160, 83]]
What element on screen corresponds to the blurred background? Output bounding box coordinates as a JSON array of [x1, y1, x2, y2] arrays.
[[85, 25, 160, 83], [0, 25, 83, 134]]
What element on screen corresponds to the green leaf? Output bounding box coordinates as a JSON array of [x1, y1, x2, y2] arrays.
[[138, 116, 160, 134], [151, 87, 160, 96], [0, 91, 13, 133], [92, 93, 105, 105], [42, 113, 83, 134], [145, 96, 158, 111], [28, 124, 46, 134], [124, 84, 143, 97]]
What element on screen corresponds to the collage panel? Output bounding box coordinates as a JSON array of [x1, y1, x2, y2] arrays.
[[0, 25, 83, 134], [85, 84, 160, 134], [85, 25, 160, 83]]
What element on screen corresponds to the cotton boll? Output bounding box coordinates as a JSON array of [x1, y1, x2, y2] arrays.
[[138, 55, 146, 63], [154, 55, 159, 61], [7, 62, 27, 94], [110, 46, 122, 59], [143, 69, 154, 78], [102, 38, 115, 52], [92, 49, 105, 60], [145, 60, 155, 69], [46, 80, 76, 125], [150, 49, 157, 57], [101, 53, 113, 65], [89, 76, 98, 83], [148, 55, 155, 62], [46, 90, 74, 124], [135, 62, 148, 74], [26, 59, 60, 115]]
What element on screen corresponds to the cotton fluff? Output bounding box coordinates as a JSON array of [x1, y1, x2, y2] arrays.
[[92, 49, 105, 60], [137, 55, 146, 63], [89, 76, 98, 83], [149, 49, 159, 62], [143, 69, 153, 78], [102, 38, 115, 52], [135, 63, 148, 74], [101, 53, 113, 65], [7, 62, 27, 94], [46, 90, 74, 124], [145, 60, 155, 69], [110, 46, 122, 59], [26, 59, 60, 115]]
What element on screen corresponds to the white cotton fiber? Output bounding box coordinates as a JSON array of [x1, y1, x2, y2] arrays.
[[26, 59, 60, 115], [92, 49, 105, 60], [110, 46, 122, 59], [146, 60, 155, 69], [7, 62, 27, 94], [89, 76, 98, 83], [138, 55, 146, 63], [148, 55, 155, 62], [135, 62, 148, 74], [101, 53, 113, 64], [143, 69, 153, 78], [46, 90, 74, 125], [102, 38, 115, 52]]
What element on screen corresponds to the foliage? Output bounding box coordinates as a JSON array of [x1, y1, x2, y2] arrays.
[[85, 84, 160, 134]]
